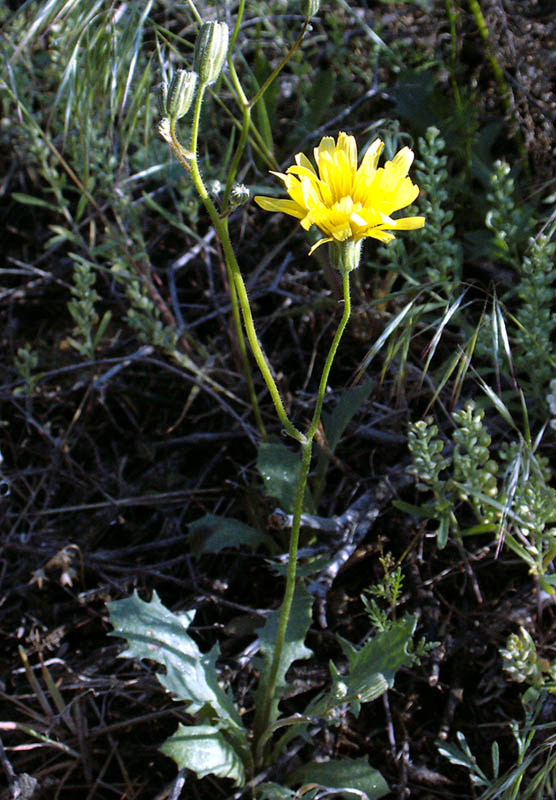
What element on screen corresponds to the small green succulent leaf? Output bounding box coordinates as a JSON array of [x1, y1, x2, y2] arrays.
[[107, 591, 250, 765], [257, 442, 315, 513], [286, 757, 389, 800], [188, 513, 271, 555], [436, 514, 450, 549], [160, 723, 245, 786], [254, 584, 313, 725]]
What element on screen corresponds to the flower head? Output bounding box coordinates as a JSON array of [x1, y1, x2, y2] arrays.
[[254, 132, 425, 259]]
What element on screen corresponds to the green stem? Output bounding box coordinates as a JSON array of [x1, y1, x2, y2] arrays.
[[188, 84, 303, 443], [466, 0, 529, 175], [223, 11, 311, 210], [226, 250, 267, 439], [229, 0, 246, 54], [308, 270, 351, 439], [254, 436, 313, 760], [223, 0, 250, 209], [248, 18, 309, 110], [223, 58, 251, 210], [255, 269, 352, 764]]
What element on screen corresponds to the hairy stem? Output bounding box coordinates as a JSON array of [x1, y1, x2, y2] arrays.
[[187, 85, 302, 442]]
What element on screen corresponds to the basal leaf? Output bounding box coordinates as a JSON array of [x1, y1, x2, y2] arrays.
[[108, 591, 250, 765], [287, 757, 389, 800], [160, 723, 245, 786], [254, 584, 313, 725]]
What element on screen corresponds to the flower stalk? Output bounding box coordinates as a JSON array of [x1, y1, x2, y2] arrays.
[[159, 16, 425, 770], [254, 268, 352, 762]]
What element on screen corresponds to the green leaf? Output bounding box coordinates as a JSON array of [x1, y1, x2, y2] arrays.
[[254, 584, 313, 726], [46, 225, 81, 248], [160, 724, 245, 786], [306, 68, 336, 130], [313, 381, 374, 503], [437, 738, 478, 771], [253, 52, 279, 130], [188, 513, 270, 555], [107, 591, 251, 768], [287, 757, 389, 800], [392, 499, 438, 518], [256, 783, 298, 800], [436, 514, 450, 549], [324, 381, 374, 453], [335, 615, 417, 709], [257, 442, 315, 513], [11, 192, 61, 212], [393, 69, 454, 137], [93, 310, 112, 348]]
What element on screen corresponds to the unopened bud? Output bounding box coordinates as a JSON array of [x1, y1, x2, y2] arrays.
[[304, 0, 320, 17], [193, 21, 229, 86], [167, 70, 198, 120]]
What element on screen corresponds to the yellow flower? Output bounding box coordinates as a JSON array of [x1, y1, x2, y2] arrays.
[[254, 132, 425, 257]]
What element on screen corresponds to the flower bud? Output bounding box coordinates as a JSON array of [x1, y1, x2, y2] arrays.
[[193, 21, 229, 86], [166, 70, 197, 120], [303, 0, 320, 17]]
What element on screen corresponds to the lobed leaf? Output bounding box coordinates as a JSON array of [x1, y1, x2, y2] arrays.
[[254, 584, 313, 726], [108, 591, 251, 769], [321, 615, 418, 715]]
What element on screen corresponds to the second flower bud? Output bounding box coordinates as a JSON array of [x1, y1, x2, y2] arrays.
[[193, 21, 229, 86], [166, 70, 198, 121]]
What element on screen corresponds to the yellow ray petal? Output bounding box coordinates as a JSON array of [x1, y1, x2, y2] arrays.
[[336, 132, 358, 173], [391, 146, 414, 176], [389, 215, 426, 230], [253, 196, 306, 218], [366, 228, 395, 243], [308, 236, 333, 255], [295, 151, 317, 175], [358, 138, 383, 174]]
